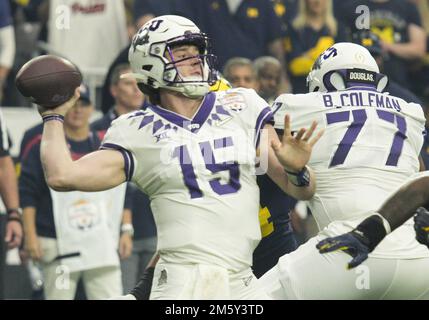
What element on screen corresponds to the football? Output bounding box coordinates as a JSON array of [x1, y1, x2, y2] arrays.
[[15, 55, 82, 108]]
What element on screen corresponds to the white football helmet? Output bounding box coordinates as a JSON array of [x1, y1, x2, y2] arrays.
[[307, 42, 388, 93], [127, 15, 217, 99]]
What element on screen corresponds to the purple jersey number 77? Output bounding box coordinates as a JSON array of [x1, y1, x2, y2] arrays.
[[326, 109, 407, 167]]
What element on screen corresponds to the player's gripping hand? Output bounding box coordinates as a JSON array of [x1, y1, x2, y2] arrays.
[[316, 214, 390, 269], [37, 87, 80, 118], [414, 207, 429, 247], [272, 114, 324, 172], [316, 231, 371, 269]]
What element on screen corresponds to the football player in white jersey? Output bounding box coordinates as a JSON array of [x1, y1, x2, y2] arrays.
[[259, 42, 429, 299], [36, 15, 323, 299]]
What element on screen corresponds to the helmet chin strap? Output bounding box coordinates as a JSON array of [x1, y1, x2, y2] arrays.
[[164, 83, 210, 99]]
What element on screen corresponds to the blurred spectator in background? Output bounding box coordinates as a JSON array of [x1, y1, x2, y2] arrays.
[[100, 49, 127, 114], [175, 0, 286, 73], [0, 0, 16, 104], [353, 30, 423, 104], [286, 0, 346, 93], [123, 0, 137, 40], [46, 0, 128, 109], [20, 85, 126, 299], [90, 64, 157, 295], [341, 0, 426, 90], [133, 0, 176, 28], [92, 63, 146, 134], [271, 0, 299, 25], [3, 0, 47, 107], [254, 56, 283, 104], [0, 110, 23, 299], [407, 0, 429, 100], [100, 0, 175, 114], [270, 0, 299, 92], [222, 57, 259, 90]]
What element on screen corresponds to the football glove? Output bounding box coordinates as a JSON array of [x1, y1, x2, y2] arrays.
[[316, 214, 388, 269], [316, 230, 371, 269], [414, 207, 429, 248]]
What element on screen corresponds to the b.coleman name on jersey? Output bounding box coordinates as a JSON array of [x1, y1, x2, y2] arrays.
[[349, 72, 374, 82]]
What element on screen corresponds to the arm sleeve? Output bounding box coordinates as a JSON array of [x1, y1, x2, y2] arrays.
[[99, 117, 138, 182]]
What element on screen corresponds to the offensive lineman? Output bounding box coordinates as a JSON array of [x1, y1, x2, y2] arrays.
[[36, 15, 322, 299], [259, 42, 429, 299]]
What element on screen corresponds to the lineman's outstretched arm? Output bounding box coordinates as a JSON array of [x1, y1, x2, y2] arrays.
[[317, 176, 429, 268], [376, 176, 429, 229]]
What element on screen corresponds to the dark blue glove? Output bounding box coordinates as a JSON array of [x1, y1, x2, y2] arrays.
[[414, 207, 429, 247], [316, 230, 371, 269]]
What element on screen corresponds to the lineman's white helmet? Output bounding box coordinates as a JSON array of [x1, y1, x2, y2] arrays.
[[307, 42, 388, 92], [127, 15, 217, 99]]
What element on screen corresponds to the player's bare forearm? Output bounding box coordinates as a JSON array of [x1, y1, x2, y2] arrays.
[[0, 156, 19, 210], [378, 176, 429, 231], [40, 92, 127, 191], [41, 130, 127, 191], [40, 120, 75, 190]]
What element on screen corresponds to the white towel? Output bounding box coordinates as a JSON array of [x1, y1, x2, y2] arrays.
[[180, 265, 230, 300]]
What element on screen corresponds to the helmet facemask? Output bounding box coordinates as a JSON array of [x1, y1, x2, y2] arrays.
[[161, 33, 218, 98]]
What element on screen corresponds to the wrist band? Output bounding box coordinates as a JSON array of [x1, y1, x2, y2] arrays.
[[373, 212, 392, 234], [355, 215, 388, 252], [7, 208, 22, 216], [285, 166, 311, 187], [7, 216, 22, 225], [121, 223, 134, 236], [42, 114, 64, 123]]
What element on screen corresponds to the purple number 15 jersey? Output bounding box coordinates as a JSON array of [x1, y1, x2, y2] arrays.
[[101, 88, 273, 272]]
